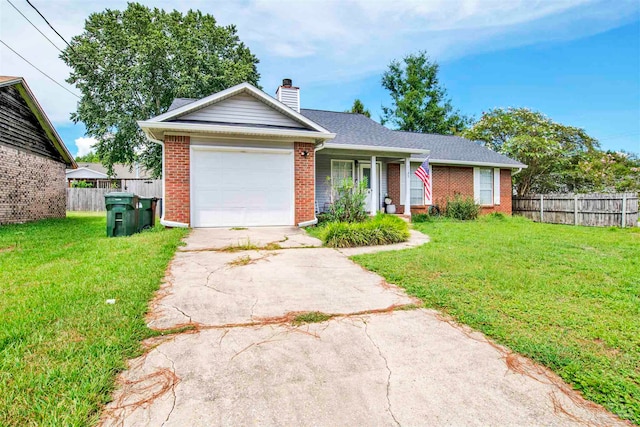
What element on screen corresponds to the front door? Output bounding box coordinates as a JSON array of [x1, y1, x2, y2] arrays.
[[358, 162, 381, 212]]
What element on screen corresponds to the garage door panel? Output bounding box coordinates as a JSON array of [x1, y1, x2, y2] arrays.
[[191, 148, 294, 227]]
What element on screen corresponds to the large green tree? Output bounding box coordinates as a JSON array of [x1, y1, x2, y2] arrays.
[[462, 108, 600, 195], [346, 99, 371, 118], [63, 3, 260, 177], [381, 52, 469, 134]]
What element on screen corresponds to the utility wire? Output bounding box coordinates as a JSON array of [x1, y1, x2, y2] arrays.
[[5, 0, 63, 53], [25, 0, 73, 50], [0, 39, 80, 98]]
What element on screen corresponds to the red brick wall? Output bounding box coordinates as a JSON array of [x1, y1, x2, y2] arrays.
[[386, 164, 513, 215], [294, 142, 315, 224], [432, 166, 474, 209], [164, 135, 190, 225], [0, 143, 66, 224]]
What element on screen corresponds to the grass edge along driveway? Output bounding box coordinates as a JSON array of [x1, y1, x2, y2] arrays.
[[0, 213, 188, 426], [353, 216, 639, 425]]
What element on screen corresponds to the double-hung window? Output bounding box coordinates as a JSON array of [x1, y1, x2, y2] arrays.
[[410, 165, 425, 205], [330, 160, 354, 201], [479, 168, 493, 205]]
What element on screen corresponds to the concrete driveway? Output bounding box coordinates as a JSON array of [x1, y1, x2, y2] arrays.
[[101, 227, 625, 427]]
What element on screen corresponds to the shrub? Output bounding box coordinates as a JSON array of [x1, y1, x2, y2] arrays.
[[325, 177, 368, 223], [321, 214, 410, 248], [412, 213, 430, 223], [71, 180, 93, 188], [444, 195, 480, 220]]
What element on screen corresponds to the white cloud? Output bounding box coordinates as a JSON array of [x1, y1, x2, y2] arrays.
[[0, 0, 637, 132], [74, 136, 97, 157]]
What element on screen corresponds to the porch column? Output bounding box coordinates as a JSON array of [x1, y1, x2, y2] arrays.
[[404, 157, 411, 216], [370, 155, 377, 214]]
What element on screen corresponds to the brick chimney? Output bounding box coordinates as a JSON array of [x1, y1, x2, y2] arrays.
[[276, 78, 300, 112]]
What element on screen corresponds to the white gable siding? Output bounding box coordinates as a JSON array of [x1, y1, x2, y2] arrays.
[[179, 93, 305, 128]]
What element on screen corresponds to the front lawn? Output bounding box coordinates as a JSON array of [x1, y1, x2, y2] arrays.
[[353, 216, 640, 424], [0, 213, 188, 426]]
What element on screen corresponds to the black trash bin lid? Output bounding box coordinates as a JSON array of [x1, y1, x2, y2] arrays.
[[106, 192, 136, 198]]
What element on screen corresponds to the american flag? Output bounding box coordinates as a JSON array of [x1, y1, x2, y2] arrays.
[[414, 157, 432, 205]]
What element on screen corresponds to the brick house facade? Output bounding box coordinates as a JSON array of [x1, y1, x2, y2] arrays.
[[0, 77, 75, 225], [0, 144, 67, 223], [387, 164, 512, 215], [139, 81, 525, 228]]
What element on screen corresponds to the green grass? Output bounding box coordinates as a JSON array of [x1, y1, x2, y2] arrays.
[[353, 216, 640, 424], [292, 311, 333, 325], [0, 213, 188, 426]]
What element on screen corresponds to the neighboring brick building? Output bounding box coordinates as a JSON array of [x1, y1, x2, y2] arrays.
[[0, 76, 76, 224], [138, 80, 525, 228]]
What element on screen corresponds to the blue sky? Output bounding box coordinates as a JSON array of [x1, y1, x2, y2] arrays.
[[301, 20, 640, 154], [1, 0, 638, 156]]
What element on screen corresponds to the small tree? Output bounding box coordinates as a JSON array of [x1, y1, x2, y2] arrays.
[[325, 177, 368, 223], [347, 99, 371, 118], [381, 51, 470, 134]]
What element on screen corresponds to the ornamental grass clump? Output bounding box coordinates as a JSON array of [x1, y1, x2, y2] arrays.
[[321, 214, 409, 248]]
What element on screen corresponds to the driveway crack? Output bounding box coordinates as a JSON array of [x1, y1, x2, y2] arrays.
[[156, 348, 178, 427], [169, 305, 192, 323], [363, 320, 400, 427]]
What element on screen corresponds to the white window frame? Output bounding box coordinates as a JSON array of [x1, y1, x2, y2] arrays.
[[478, 168, 494, 206], [330, 159, 355, 202], [400, 162, 433, 206]]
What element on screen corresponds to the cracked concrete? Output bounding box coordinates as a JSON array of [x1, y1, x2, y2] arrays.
[[179, 226, 321, 251], [102, 311, 624, 426], [101, 227, 627, 426], [148, 248, 415, 330]]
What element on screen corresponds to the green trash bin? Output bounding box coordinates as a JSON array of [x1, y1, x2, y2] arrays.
[[137, 197, 158, 231], [105, 192, 138, 237]]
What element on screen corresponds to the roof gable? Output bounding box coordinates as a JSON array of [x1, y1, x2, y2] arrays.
[[151, 83, 330, 134], [0, 76, 75, 167], [177, 93, 305, 129], [65, 167, 109, 179]]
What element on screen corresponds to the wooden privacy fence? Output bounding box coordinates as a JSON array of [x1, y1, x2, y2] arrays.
[[67, 183, 162, 212], [121, 179, 162, 197], [512, 193, 638, 227]]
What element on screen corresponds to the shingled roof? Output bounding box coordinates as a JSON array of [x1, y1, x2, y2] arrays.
[[165, 98, 525, 167], [301, 109, 525, 167]]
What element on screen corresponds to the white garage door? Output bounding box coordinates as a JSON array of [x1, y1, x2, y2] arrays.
[[191, 146, 294, 227]]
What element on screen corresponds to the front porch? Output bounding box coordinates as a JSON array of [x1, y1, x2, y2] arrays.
[[315, 148, 429, 216]]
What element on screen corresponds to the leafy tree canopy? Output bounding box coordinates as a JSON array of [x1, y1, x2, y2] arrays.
[[578, 150, 640, 192], [74, 151, 101, 162], [346, 99, 371, 118], [381, 51, 470, 134], [462, 107, 604, 195], [63, 2, 260, 177]]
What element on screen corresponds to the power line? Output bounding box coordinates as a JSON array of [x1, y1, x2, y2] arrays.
[[25, 0, 73, 50], [5, 0, 63, 53], [0, 39, 80, 98]]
